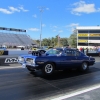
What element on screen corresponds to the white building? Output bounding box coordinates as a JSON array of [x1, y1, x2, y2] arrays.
[[76, 26, 100, 49]]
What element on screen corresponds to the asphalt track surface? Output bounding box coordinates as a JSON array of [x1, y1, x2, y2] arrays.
[[0, 57, 100, 100]]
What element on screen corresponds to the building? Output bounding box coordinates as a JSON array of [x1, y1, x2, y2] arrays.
[[76, 26, 100, 49]]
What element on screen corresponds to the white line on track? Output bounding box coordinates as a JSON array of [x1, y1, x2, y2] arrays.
[[0, 66, 22, 69], [51, 83, 100, 100]]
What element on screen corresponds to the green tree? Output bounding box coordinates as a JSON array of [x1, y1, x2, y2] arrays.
[[68, 30, 77, 48], [60, 38, 69, 47]]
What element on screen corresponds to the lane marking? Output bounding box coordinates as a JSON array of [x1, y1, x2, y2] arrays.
[[0, 66, 22, 69], [51, 83, 100, 100]]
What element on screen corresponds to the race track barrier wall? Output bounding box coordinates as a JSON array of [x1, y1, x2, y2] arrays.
[[0, 50, 32, 64], [0, 50, 8, 55]]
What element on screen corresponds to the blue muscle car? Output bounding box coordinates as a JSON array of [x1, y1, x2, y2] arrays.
[[18, 48, 95, 75]]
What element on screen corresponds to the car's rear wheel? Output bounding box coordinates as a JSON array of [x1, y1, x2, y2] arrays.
[[79, 62, 89, 72], [42, 63, 55, 75]]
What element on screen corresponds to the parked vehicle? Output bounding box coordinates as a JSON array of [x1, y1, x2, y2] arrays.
[[18, 48, 95, 75]]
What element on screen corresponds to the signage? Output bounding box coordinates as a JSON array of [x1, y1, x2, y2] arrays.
[[0, 51, 4, 55], [89, 34, 100, 36], [78, 34, 88, 37], [5, 58, 18, 63], [0, 50, 8, 55], [78, 40, 88, 43]]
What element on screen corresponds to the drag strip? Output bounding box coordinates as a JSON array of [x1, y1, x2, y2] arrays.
[[0, 58, 100, 100], [0, 57, 100, 100]]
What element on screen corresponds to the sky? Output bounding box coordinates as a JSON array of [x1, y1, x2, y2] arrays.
[[0, 0, 100, 40]]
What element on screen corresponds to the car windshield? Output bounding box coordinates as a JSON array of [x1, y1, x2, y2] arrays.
[[46, 48, 63, 55]]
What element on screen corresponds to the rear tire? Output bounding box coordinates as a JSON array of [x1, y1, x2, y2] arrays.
[[79, 62, 89, 72]]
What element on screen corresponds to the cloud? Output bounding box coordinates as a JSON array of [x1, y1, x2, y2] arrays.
[[65, 23, 79, 32], [18, 6, 29, 12], [33, 14, 37, 18], [0, 8, 13, 14], [71, 0, 100, 15], [53, 26, 58, 28], [66, 23, 79, 27], [0, 6, 28, 14], [29, 28, 40, 32], [58, 30, 63, 33], [9, 6, 20, 12], [42, 24, 46, 27], [53, 29, 57, 32], [46, 8, 49, 10]]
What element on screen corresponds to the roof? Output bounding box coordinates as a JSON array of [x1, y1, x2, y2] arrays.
[[76, 26, 100, 30]]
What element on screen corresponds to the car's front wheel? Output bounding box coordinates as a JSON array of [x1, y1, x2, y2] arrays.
[[42, 63, 55, 75], [79, 62, 89, 72]]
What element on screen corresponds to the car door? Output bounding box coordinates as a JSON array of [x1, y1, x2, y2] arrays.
[[70, 50, 81, 68], [59, 49, 73, 69]]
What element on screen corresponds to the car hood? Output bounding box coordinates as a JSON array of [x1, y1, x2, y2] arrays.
[[19, 54, 59, 58], [19, 54, 37, 59]]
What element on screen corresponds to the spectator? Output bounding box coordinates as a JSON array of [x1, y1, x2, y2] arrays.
[[97, 47, 100, 57], [21, 47, 24, 50], [86, 48, 88, 55], [82, 47, 84, 53], [80, 47, 82, 52]]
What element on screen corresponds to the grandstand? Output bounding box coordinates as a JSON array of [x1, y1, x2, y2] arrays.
[[0, 27, 36, 47]]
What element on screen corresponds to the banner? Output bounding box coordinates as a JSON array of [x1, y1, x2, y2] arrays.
[[89, 34, 100, 36], [78, 34, 88, 37], [78, 40, 88, 43]]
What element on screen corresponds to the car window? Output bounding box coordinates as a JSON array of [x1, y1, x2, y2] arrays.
[[65, 50, 76, 56], [46, 49, 62, 55], [76, 51, 80, 56]]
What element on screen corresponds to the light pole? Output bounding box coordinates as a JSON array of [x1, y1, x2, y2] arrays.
[[39, 7, 45, 47]]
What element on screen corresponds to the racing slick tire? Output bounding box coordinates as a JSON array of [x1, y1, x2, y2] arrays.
[[79, 62, 89, 72], [42, 63, 55, 75]]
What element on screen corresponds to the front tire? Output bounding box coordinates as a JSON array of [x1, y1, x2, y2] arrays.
[[42, 63, 55, 75]]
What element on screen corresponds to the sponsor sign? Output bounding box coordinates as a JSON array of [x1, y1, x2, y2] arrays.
[[78, 34, 88, 37], [0, 51, 4, 55], [5, 58, 18, 63], [0, 50, 8, 55], [89, 34, 100, 37], [78, 40, 88, 43]]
